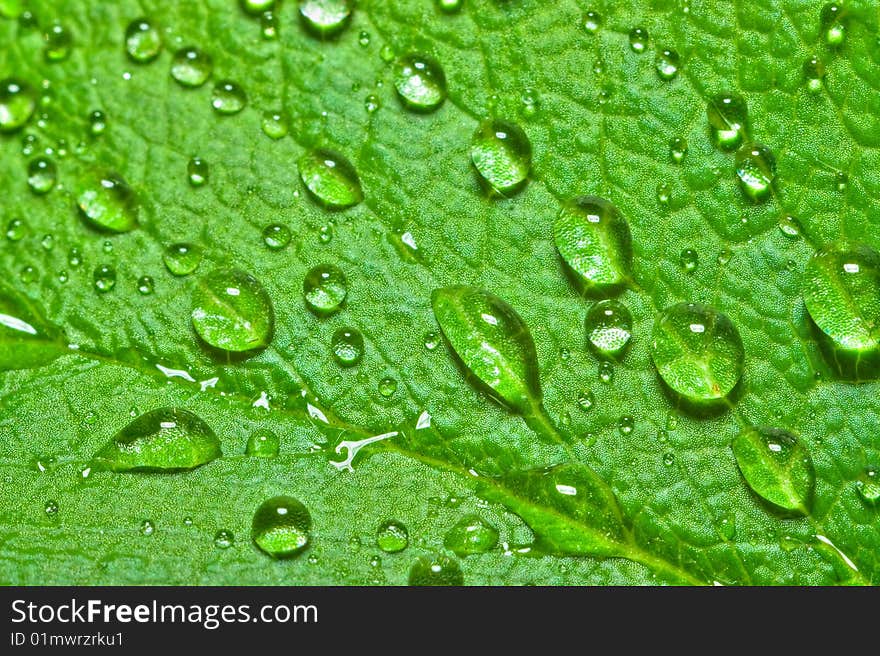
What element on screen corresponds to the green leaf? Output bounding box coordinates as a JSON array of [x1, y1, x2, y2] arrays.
[[1, 0, 879, 586]]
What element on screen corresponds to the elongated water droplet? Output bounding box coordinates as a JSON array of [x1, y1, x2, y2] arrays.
[[171, 47, 213, 87], [680, 248, 698, 273], [125, 18, 162, 63], [163, 243, 201, 276], [707, 93, 748, 151], [332, 327, 364, 366], [432, 286, 541, 415], [260, 10, 279, 39], [299, 0, 353, 36], [393, 53, 447, 112], [376, 520, 408, 553], [92, 265, 116, 293], [262, 223, 291, 250], [732, 426, 814, 515], [628, 27, 649, 53], [252, 496, 311, 558], [246, 429, 280, 457], [77, 173, 139, 233], [584, 299, 632, 360], [444, 515, 498, 556], [618, 415, 634, 435], [470, 119, 532, 195], [670, 137, 688, 164], [553, 196, 633, 296], [803, 56, 825, 92], [186, 156, 209, 187], [856, 467, 880, 505], [27, 156, 56, 195], [240, 0, 275, 15], [408, 555, 463, 586], [211, 81, 246, 115], [0, 79, 36, 133], [191, 269, 274, 352], [92, 408, 221, 472], [44, 23, 72, 62], [303, 264, 347, 316], [821, 3, 846, 47], [88, 109, 107, 135], [778, 215, 801, 239], [735, 143, 775, 203], [298, 148, 363, 210], [656, 48, 679, 79], [650, 302, 744, 403]]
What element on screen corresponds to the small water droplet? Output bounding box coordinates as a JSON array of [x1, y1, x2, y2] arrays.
[[520, 88, 539, 117], [679, 248, 698, 273], [93, 265, 116, 293], [261, 111, 288, 139], [252, 496, 311, 558], [0, 79, 37, 132], [5, 218, 25, 241], [656, 182, 671, 208], [717, 248, 732, 265], [707, 93, 748, 151], [68, 247, 82, 267], [246, 429, 280, 457], [77, 172, 139, 233], [582, 11, 602, 34], [663, 452, 675, 466], [393, 53, 447, 112], [44, 500, 59, 516], [718, 513, 736, 539], [471, 118, 532, 195], [125, 18, 162, 63], [408, 555, 463, 586], [191, 268, 274, 352], [835, 171, 848, 192], [163, 243, 201, 276], [298, 148, 363, 210], [598, 361, 614, 383], [19, 265, 37, 283], [27, 156, 56, 195], [137, 275, 154, 295], [88, 109, 107, 135], [211, 81, 247, 115], [378, 376, 398, 398], [303, 263, 347, 315], [669, 137, 688, 164], [363, 93, 381, 113], [262, 223, 291, 250], [376, 520, 408, 553], [444, 515, 498, 556], [424, 331, 439, 351], [102, 240, 113, 254], [655, 49, 680, 80], [778, 215, 801, 239], [331, 327, 364, 366], [379, 44, 395, 63], [214, 529, 235, 549], [171, 47, 213, 88], [260, 10, 279, 39], [855, 467, 880, 505], [618, 415, 634, 435], [140, 519, 155, 536], [43, 23, 72, 62], [628, 27, 649, 53], [820, 3, 846, 47], [735, 143, 776, 203], [577, 389, 595, 411], [803, 56, 825, 92], [585, 299, 632, 360], [186, 156, 209, 187]]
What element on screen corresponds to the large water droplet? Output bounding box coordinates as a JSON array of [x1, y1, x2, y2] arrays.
[[584, 299, 632, 361], [211, 81, 247, 115], [0, 284, 66, 370], [44, 23, 72, 62], [470, 119, 532, 195], [0, 79, 36, 132], [408, 555, 463, 586], [163, 243, 201, 276], [77, 173, 139, 233], [262, 223, 291, 250], [125, 18, 163, 63], [91, 408, 221, 472], [731, 426, 814, 515], [246, 429, 280, 457], [820, 3, 846, 47], [735, 143, 776, 203], [240, 0, 276, 15], [650, 302, 744, 403], [298, 148, 363, 210], [393, 53, 447, 112], [191, 269, 275, 353], [444, 515, 499, 556], [27, 156, 56, 195], [553, 196, 632, 296], [252, 496, 311, 558], [298, 0, 353, 36], [707, 93, 748, 151], [303, 264, 347, 316], [436, 0, 463, 13], [376, 520, 409, 553], [331, 327, 364, 366], [171, 47, 213, 87]]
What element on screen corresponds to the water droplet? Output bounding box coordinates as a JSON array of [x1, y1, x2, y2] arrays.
[[408, 555, 463, 586], [679, 248, 698, 273], [628, 27, 649, 53], [577, 389, 595, 411], [240, 0, 276, 14], [656, 48, 680, 80], [27, 156, 56, 195], [183, 517, 193, 526], [376, 520, 408, 553], [803, 56, 825, 92], [357, 30, 370, 47], [378, 376, 398, 398], [379, 44, 395, 63], [717, 248, 732, 265], [650, 302, 744, 403], [707, 93, 748, 151], [663, 452, 675, 466], [855, 467, 880, 505], [598, 361, 614, 383], [88, 109, 106, 135], [44, 23, 72, 62], [67, 247, 82, 267], [5, 218, 25, 241], [19, 265, 36, 283], [735, 143, 776, 203], [44, 500, 59, 516], [520, 87, 539, 117], [444, 515, 498, 556], [470, 119, 532, 196], [298, 148, 363, 210], [192, 269, 274, 353], [211, 81, 246, 115], [299, 0, 353, 36], [77, 172, 139, 233], [669, 137, 687, 164], [260, 111, 288, 139], [186, 156, 209, 187], [92, 265, 116, 293], [303, 263, 347, 315], [732, 426, 814, 515], [584, 299, 632, 360], [252, 496, 311, 558], [777, 215, 801, 239], [262, 223, 291, 250], [246, 429, 280, 457], [821, 3, 846, 47], [331, 327, 364, 366], [214, 529, 235, 549], [802, 243, 880, 359], [554, 196, 633, 296], [0, 79, 36, 132], [137, 275, 154, 295], [656, 182, 671, 208], [424, 331, 439, 351], [125, 18, 162, 63], [364, 94, 381, 113], [171, 47, 213, 88], [582, 11, 602, 34], [393, 53, 447, 112], [163, 243, 201, 276], [618, 415, 634, 435], [140, 519, 155, 536], [835, 171, 848, 192], [260, 10, 279, 39], [436, 0, 463, 13]]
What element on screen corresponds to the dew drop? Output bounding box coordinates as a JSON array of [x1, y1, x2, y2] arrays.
[[88, 109, 107, 135], [470, 119, 532, 195], [424, 331, 439, 351], [820, 3, 846, 47], [393, 53, 447, 112], [663, 452, 675, 466], [19, 266, 37, 284], [679, 248, 698, 273], [618, 416, 634, 435], [357, 30, 370, 47], [77, 172, 139, 233], [379, 44, 395, 63], [408, 555, 463, 586], [171, 47, 213, 88], [655, 49, 680, 80], [444, 515, 498, 556], [163, 243, 201, 276], [577, 389, 595, 411], [628, 27, 649, 53], [92, 265, 116, 293], [211, 81, 247, 115], [252, 496, 311, 559], [125, 18, 163, 63], [140, 519, 155, 536], [598, 361, 614, 383], [298, 148, 363, 210], [436, 0, 463, 13], [186, 156, 209, 187], [378, 377, 398, 398], [299, 0, 353, 37], [191, 269, 274, 353], [240, 0, 276, 15], [855, 467, 880, 505], [68, 247, 82, 267], [137, 275, 154, 295], [260, 10, 279, 39], [0, 79, 36, 132], [707, 93, 748, 151], [520, 88, 539, 117], [585, 299, 632, 360], [582, 11, 602, 34], [27, 156, 56, 195], [5, 218, 25, 241], [364, 94, 381, 113], [803, 56, 825, 93], [262, 223, 291, 250], [303, 263, 347, 315], [735, 143, 776, 203], [246, 429, 280, 457], [657, 182, 671, 208], [717, 248, 732, 265], [43, 23, 72, 62], [260, 111, 288, 139], [331, 327, 364, 366], [778, 215, 801, 239], [44, 500, 59, 516], [835, 171, 848, 192], [214, 529, 235, 549], [376, 520, 409, 553], [669, 137, 688, 163]]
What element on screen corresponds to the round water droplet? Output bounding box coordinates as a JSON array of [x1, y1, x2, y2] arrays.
[[585, 299, 632, 360], [803, 56, 825, 93], [618, 415, 634, 435], [211, 81, 246, 115], [298, 148, 363, 210], [663, 452, 675, 466], [707, 93, 748, 151], [554, 196, 633, 296], [444, 515, 498, 556], [246, 429, 280, 457], [655, 48, 679, 80], [577, 389, 595, 411], [299, 0, 353, 36], [6, 218, 25, 241], [856, 467, 880, 505], [680, 248, 698, 273], [331, 327, 364, 366], [140, 519, 155, 536], [732, 426, 814, 515], [171, 47, 213, 87], [77, 173, 139, 233], [19, 265, 37, 283], [88, 109, 107, 135], [261, 111, 288, 139], [669, 137, 688, 164], [163, 243, 201, 276], [125, 18, 162, 63], [262, 223, 291, 250], [93, 265, 116, 293], [44, 23, 72, 62], [187, 156, 209, 187], [27, 156, 56, 195], [393, 53, 447, 112], [252, 495, 311, 559], [303, 263, 347, 315], [378, 376, 397, 398], [436, 0, 463, 13], [364, 94, 381, 113], [92, 408, 221, 472], [650, 302, 744, 403], [408, 555, 463, 586], [0, 79, 36, 132], [778, 215, 801, 239], [628, 27, 649, 53], [424, 331, 439, 351], [470, 119, 532, 195], [583, 11, 602, 33], [821, 3, 846, 47], [376, 520, 408, 553], [44, 500, 59, 516], [735, 143, 776, 203], [802, 243, 880, 359], [240, 0, 275, 15], [192, 269, 274, 353], [214, 529, 235, 548], [137, 275, 154, 295]]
